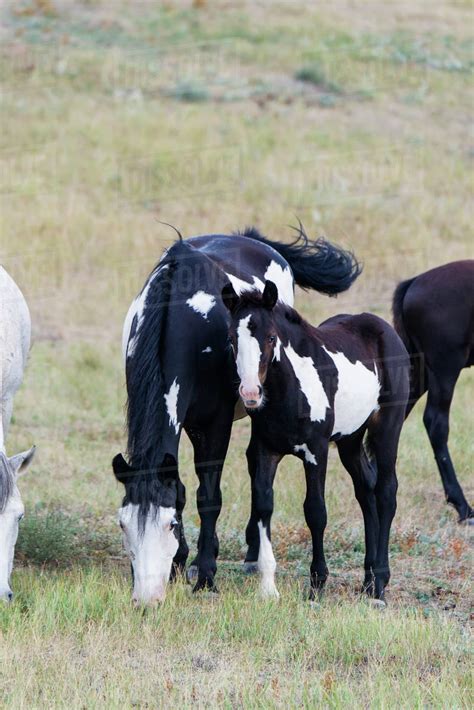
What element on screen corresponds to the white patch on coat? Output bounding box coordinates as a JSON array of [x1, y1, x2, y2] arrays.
[[119, 504, 179, 604], [122, 266, 168, 361], [186, 291, 216, 320], [264, 260, 294, 306], [164, 378, 180, 435], [257, 521, 279, 598], [225, 272, 265, 297], [294, 443, 317, 465], [284, 344, 329, 422], [236, 315, 262, 392], [322, 347, 380, 436], [202, 346, 212, 353]]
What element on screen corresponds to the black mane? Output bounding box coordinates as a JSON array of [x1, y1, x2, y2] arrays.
[[126, 240, 196, 472]]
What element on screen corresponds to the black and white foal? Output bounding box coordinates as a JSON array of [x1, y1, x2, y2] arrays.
[[223, 280, 409, 603]]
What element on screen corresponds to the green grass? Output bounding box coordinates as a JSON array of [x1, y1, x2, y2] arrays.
[[0, 0, 473, 706]]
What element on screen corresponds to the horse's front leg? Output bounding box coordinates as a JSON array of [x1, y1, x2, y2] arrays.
[[249, 433, 282, 598], [242, 434, 261, 574], [188, 414, 233, 593], [299, 440, 329, 600]]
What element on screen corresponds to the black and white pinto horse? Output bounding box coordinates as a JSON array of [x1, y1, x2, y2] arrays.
[[113, 227, 361, 603], [223, 280, 409, 604], [393, 260, 473, 523], [0, 267, 36, 603]]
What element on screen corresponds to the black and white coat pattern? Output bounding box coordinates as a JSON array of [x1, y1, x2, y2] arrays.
[[223, 280, 409, 604], [113, 228, 361, 604]]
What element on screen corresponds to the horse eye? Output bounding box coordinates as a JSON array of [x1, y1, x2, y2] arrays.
[[17, 513, 24, 522], [268, 335, 276, 344]]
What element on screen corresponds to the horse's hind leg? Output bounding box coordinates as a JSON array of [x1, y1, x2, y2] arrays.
[[368, 416, 404, 604], [423, 365, 473, 522], [337, 434, 379, 596]]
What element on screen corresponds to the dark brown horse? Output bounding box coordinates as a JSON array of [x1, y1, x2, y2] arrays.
[[392, 260, 473, 523]]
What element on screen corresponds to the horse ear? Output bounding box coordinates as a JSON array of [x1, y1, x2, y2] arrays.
[[262, 280, 278, 309], [222, 282, 240, 313], [10, 445, 36, 477], [112, 453, 133, 483]]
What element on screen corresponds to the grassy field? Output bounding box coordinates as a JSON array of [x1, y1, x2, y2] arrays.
[[1, 0, 473, 707]]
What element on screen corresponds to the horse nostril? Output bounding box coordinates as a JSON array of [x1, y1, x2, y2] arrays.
[[257, 386, 263, 396]]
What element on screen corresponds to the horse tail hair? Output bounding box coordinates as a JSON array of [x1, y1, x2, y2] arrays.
[[237, 222, 362, 296], [125, 241, 191, 472], [392, 276, 416, 354]]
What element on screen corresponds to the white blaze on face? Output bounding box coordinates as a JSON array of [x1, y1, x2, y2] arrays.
[[284, 344, 329, 422], [164, 378, 180, 435], [257, 521, 279, 598], [0, 487, 24, 602], [236, 315, 262, 404], [119, 504, 179, 604], [186, 291, 216, 320], [322, 347, 380, 436]]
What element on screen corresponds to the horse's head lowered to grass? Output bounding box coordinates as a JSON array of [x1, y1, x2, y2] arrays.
[[112, 453, 180, 605], [0, 446, 36, 603]]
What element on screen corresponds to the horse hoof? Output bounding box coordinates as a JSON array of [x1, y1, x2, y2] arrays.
[[459, 516, 474, 526], [243, 561, 258, 575], [186, 565, 198, 583], [368, 598, 387, 610]]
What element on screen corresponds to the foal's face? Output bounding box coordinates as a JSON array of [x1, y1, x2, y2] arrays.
[[118, 503, 179, 604], [224, 281, 279, 410], [0, 447, 35, 603]]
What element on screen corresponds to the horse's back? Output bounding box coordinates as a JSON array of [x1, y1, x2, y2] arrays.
[[402, 260, 474, 364], [0, 267, 31, 383]]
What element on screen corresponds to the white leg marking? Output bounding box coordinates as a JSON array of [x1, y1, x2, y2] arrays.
[[164, 378, 180, 435], [322, 347, 380, 436], [294, 443, 317, 465], [202, 346, 212, 353], [257, 521, 279, 599], [186, 291, 216, 320], [284, 344, 329, 422]]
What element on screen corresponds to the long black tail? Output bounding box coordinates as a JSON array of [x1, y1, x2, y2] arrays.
[[126, 240, 191, 471], [392, 276, 416, 354], [237, 223, 362, 296], [392, 275, 425, 416]]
